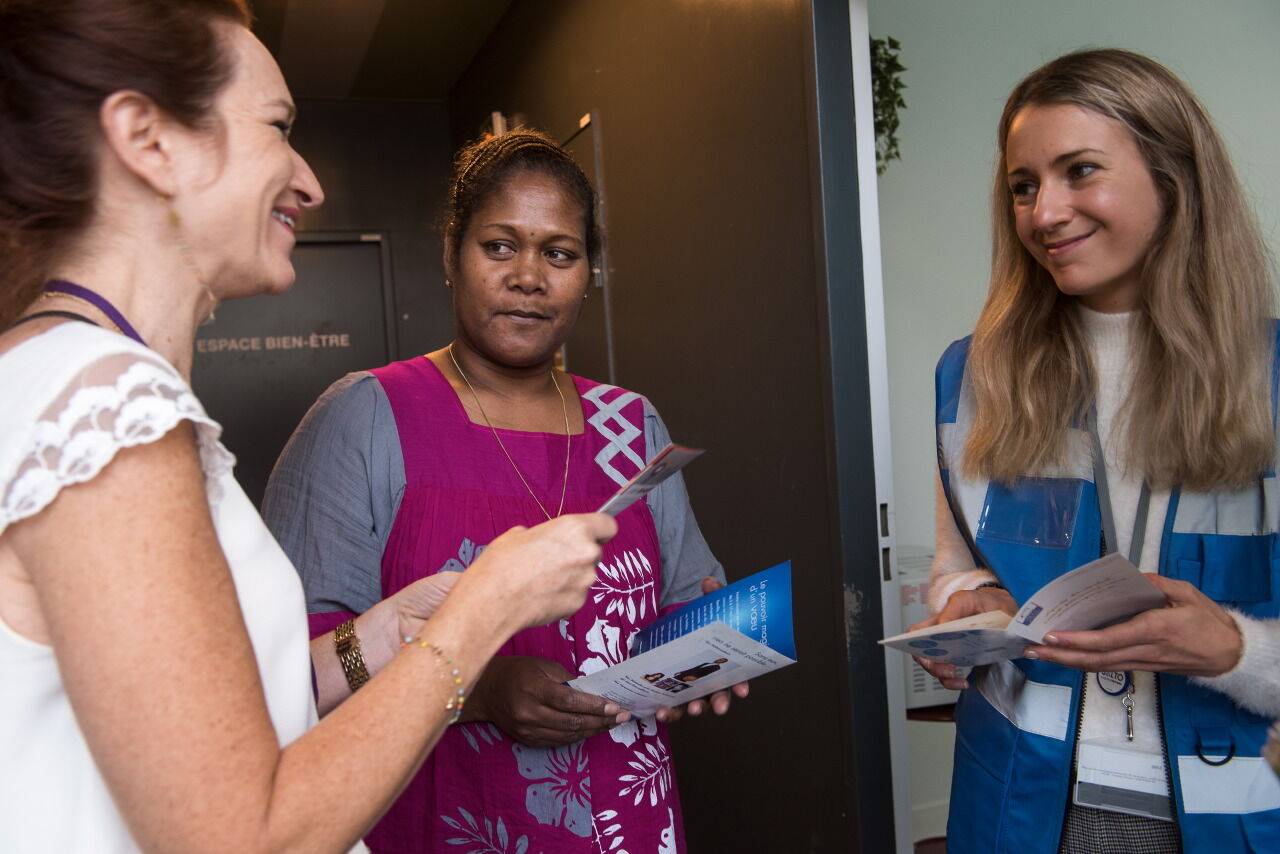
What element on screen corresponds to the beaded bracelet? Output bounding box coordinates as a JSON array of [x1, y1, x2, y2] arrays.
[[404, 634, 466, 724]]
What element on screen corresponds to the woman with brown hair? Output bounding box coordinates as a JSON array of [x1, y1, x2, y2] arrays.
[[915, 49, 1280, 852], [0, 3, 614, 851]]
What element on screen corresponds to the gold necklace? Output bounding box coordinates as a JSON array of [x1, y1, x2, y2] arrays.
[[39, 291, 120, 334], [447, 343, 571, 521]]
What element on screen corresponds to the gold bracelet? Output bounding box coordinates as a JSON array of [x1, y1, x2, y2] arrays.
[[334, 619, 371, 693], [403, 634, 466, 724]]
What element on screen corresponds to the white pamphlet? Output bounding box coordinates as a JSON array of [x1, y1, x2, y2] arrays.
[[596, 443, 704, 516], [879, 553, 1167, 667], [570, 622, 795, 716]]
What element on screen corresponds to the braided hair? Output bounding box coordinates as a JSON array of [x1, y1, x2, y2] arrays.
[[444, 129, 601, 271]]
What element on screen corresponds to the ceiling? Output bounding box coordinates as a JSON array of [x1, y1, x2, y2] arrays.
[[252, 0, 513, 100]]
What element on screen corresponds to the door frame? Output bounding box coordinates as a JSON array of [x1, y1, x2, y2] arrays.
[[561, 112, 617, 384], [296, 230, 399, 362], [806, 0, 908, 850]]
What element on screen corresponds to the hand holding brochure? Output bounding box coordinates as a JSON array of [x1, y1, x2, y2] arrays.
[[596, 443, 704, 516], [568, 562, 797, 714], [879, 553, 1167, 667]]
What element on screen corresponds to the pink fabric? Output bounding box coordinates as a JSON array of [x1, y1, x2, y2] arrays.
[[308, 610, 355, 639], [361, 356, 685, 854]]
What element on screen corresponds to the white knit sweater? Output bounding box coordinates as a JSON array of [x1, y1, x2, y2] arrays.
[[930, 306, 1280, 727]]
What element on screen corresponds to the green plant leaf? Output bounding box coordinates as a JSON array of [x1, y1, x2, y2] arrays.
[[869, 34, 907, 175]]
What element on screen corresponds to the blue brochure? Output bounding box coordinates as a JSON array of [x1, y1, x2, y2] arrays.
[[632, 560, 796, 658], [568, 561, 798, 714]]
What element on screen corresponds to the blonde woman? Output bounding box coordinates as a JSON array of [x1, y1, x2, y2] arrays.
[[914, 49, 1280, 852]]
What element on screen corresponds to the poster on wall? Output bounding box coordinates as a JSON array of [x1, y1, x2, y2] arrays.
[[191, 233, 397, 507]]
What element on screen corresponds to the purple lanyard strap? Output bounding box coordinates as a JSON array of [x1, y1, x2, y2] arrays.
[[44, 280, 147, 347]]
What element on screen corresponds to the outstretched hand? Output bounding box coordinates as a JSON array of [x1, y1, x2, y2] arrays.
[[1025, 575, 1242, 677], [909, 585, 1018, 690], [460, 513, 618, 634], [655, 576, 751, 723]]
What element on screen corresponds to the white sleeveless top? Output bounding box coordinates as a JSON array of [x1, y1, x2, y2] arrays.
[[0, 323, 319, 852]]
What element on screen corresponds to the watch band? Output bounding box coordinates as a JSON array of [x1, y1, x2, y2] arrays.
[[334, 619, 371, 693]]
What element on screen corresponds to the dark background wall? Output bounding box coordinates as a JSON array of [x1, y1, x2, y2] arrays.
[[238, 2, 893, 849], [450, 3, 888, 851], [289, 98, 455, 357]]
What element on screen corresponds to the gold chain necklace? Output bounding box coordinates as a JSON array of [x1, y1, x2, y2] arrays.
[[447, 343, 571, 521], [39, 291, 120, 334]]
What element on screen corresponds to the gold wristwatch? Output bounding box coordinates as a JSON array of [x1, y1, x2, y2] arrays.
[[334, 619, 371, 692]]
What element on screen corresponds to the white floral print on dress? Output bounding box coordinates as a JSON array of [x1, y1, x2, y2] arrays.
[[441, 807, 530, 854], [618, 741, 672, 808], [577, 618, 656, 747], [592, 549, 657, 627]]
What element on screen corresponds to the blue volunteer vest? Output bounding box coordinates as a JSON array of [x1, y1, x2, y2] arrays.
[[936, 334, 1280, 853]]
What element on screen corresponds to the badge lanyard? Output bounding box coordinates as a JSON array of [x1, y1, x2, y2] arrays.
[[1075, 409, 1172, 820], [1085, 408, 1148, 741], [1086, 408, 1150, 567]]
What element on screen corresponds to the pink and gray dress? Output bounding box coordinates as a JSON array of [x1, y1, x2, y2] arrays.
[[263, 357, 723, 854]]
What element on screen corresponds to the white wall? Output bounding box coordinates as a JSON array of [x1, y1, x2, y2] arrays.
[[867, 0, 1280, 842]]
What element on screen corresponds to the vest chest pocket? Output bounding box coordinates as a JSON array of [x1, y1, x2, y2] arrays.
[[976, 476, 1084, 549], [1169, 533, 1275, 610]]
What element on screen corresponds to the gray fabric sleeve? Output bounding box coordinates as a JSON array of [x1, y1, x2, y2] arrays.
[[261, 372, 406, 614], [643, 399, 726, 607]]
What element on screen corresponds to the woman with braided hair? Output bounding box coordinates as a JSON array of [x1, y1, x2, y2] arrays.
[[263, 129, 747, 853]]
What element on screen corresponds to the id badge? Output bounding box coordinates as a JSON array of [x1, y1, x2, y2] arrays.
[[1074, 741, 1173, 822], [1096, 671, 1129, 696]]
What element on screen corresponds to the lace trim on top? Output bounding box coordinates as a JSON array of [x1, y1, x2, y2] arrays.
[[1, 352, 234, 531]]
